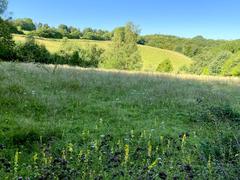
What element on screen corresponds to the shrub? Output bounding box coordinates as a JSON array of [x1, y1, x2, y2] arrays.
[[12, 18, 36, 31], [156, 59, 173, 72], [15, 36, 51, 63], [0, 18, 15, 60], [58, 45, 104, 67], [32, 27, 63, 39]]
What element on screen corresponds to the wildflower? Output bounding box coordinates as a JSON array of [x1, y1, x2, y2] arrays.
[[62, 150, 66, 160], [124, 144, 129, 163], [67, 143, 74, 153], [148, 141, 152, 157], [148, 158, 161, 170], [181, 133, 187, 149], [208, 155, 212, 173], [14, 150, 20, 174]]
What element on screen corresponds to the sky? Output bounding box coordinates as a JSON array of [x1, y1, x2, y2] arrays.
[[7, 0, 240, 39]]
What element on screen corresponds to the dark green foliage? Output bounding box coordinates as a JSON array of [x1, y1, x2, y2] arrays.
[[31, 26, 63, 39], [11, 18, 36, 31], [140, 34, 240, 76], [13, 37, 104, 67], [15, 36, 51, 63], [156, 59, 173, 72], [140, 34, 221, 57], [82, 28, 112, 40], [58, 45, 104, 67], [0, 18, 15, 60]]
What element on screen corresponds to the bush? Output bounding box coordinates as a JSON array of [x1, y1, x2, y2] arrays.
[[12, 18, 36, 31], [0, 18, 15, 60], [58, 45, 104, 67], [32, 27, 63, 39], [15, 36, 51, 63], [156, 59, 174, 72]]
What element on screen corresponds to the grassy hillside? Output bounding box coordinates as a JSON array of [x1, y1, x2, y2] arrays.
[[0, 62, 239, 178], [13, 34, 193, 72]]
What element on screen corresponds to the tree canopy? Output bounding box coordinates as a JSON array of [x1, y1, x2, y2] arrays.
[[101, 22, 142, 70], [0, 0, 7, 15]]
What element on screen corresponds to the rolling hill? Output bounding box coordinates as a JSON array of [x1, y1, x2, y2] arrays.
[[13, 34, 193, 72]]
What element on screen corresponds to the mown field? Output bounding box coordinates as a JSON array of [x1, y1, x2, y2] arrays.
[[0, 62, 239, 179], [13, 34, 193, 72]]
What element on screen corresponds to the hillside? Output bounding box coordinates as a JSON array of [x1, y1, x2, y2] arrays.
[[0, 62, 239, 178], [13, 34, 193, 72]]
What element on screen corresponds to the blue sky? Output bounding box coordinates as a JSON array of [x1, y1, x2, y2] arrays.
[[7, 0, 240, 39]]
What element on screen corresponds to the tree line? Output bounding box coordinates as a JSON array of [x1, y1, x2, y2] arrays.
[[139, 35, 240, 76], [0, 1, 142, 71], [10, 18, 113, 40], [1, 0, 239, 76]]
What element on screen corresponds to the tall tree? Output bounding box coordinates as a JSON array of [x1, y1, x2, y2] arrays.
[[101, 22, 142, 70], [0, 0, 15, 60]]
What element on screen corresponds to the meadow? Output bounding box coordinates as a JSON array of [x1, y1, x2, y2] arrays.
[[13, 34, 193, 72], [0, 62, 239, 179]]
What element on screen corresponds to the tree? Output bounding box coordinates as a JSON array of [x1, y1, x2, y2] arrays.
[[0, 0, 8, 15], [58, 24, 69, 37], [12, 18, 36, 31], [0, 18, 15, 60], [101, 22, 142, 70], [156, 59, 174, 72]]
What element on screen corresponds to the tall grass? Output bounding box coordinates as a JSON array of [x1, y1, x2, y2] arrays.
[[0, 62, 239, 179]]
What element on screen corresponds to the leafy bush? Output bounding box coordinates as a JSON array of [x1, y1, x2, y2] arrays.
[[15, 36, 51, 63], [11, 18, 36, 31], [32, 27, 63, 39], [156, 59, 173, 72], [57, 45, 104, 67], [0, 18, 15, 60]]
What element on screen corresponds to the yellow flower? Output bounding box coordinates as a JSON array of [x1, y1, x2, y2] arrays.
[[124, 144, 129, 163], [148, 141, 152, 157]]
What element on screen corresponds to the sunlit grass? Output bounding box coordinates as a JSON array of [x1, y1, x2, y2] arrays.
[[0, 62, 239, 178]]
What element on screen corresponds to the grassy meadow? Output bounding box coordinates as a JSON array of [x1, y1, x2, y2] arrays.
[[0, 62, 239, 179], [13, 34, 193, 72]]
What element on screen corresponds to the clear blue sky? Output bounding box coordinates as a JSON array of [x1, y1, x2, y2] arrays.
[[7, 0, 240, 39]]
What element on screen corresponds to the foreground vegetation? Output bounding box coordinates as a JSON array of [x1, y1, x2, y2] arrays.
[[0, 62, 239, 179]]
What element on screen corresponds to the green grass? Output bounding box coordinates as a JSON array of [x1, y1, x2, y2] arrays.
[[13, 34, 193, 72], [0, 62, 239, 179]]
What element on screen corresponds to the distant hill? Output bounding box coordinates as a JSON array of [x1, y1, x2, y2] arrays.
[[13, 34, 193, 72]]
